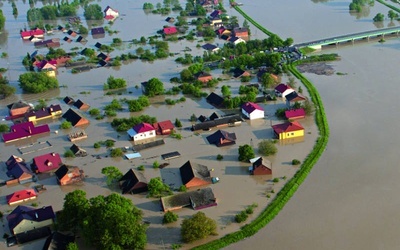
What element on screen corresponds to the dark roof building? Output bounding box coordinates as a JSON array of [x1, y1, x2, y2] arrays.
[[43, 232, 75, 250], [70, 144, 87, 157], [191, 114, 243, 131], [160, 187, 217, 212], [249, 157, 272, 175], [206, 130, 237, 147], [180, 161, 212, 189], [55, 164, 84, 186], [73, 99, 90, 110], [206, 92, 224, 108], [7, 205, 55, 235], [119, 169, 148, 194], [62, 109, 90, 127], [63, 96, 75, 105]]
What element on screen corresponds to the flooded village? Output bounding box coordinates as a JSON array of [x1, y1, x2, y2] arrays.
[[0, 0, 326, 249]]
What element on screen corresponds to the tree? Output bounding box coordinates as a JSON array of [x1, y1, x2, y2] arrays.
[[101, 166, 123, 186], [175, 118, 182, 128], [57, 190, 89, 232], [64, 150, 75, 158], [19, 72, 59, 93], [260, 73, 275, 89], [238, 144, 255, 162], [0, 10, 5, 31], [82, 194, 147, 249], [373, 13, 385, 22], [258, 140, 277, 156], [110, 148, 124, 157], [181, 212, 217, 243], [144, 78, 164, 97], [104, 76, 127, 89], [0, 124, 9, 132], [163, 211, 178, 224], [0, 76, 16, 97], [66, 242, 79, 250], [78, 25, 88, 34], [221, 85, 231, 97], [84, 4, 103, 20], [60, 121, 72, 129], [388, 10, 398, 21], [180, 69, 193, 82], [147, 177, 172, 198], [283, 37, 294, 47]]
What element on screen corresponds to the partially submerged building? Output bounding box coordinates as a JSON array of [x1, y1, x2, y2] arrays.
[[180, 161, 212, 188], [119, 169, 148, 194], [160, 187, 217, 212]]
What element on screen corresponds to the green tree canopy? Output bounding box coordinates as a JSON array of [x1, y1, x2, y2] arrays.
[[238, 144, 255, 162], [104, 76, 127, 90], [19, 72, 59, 93], [0, 10, 5, 31], [84, 4, 103, 20], [101, 166, 123, 186], [147, 177, 172, 198], [181, 212, 217, 243], [144, 78, 164, 97], [221, 85, 231, 97], [57, 190, 89, 232], [258, 140, 277, 156]]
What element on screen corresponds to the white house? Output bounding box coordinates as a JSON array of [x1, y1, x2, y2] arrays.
[[127, 123, 156, 141], [241, 102, 264, 120], [274, 83, 295, 100], [229, 36, 246, 46], [104, 6, 119, 20]]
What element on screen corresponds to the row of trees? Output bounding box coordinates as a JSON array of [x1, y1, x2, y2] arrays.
[[27, 3, 78, 21], [373, 10, 399, 22]]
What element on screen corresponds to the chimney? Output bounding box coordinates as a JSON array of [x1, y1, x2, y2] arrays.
[[28, 126, 32, 134], [35, 213, 38, 219]]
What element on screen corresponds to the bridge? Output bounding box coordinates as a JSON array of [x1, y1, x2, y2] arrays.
[[294, 26, 400, 49]]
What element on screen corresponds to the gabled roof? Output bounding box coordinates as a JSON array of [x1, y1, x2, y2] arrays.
[[33, 153, 62, 173], [232, 68, 249, 78], [206, 92, 224, 107], [62, 108, 89, 127], [285, 91, 306, 102], [6, 155, 25, 170], [97, 52, 109, 60], [73, 99, 89, 109], [206, 130, 237, 146], [180, 161, 211, 185], [7, 205, 55, 232], [119, 169, 148, 194], [70, 144, 85, 154], [251, 157, 272, 175], [233, 27, 249, 34], [194, 71, 212, 79], [63, 96, 75, 105], [132, 123, 155, 133], [54, 164, 69, 181], [163, 26, 178, 35], [7, 162, 32, 179], [272, 121, 304, 134], [154, 120, 174, 131], [274, 83, 292, 93], [21, 28, 44, 38], [3, 122, 50, 143], [191, 114, 243, 131], [6, 189, 37, 205], [210, 10, 222, 18], [285, 108, 306, 119], [241, 102, 264, 114], [209, 112, 219, 121], [7, 100, 31, 110], [95, 42, 102, 48]]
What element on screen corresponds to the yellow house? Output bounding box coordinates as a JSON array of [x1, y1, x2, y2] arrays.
[[7, 205, 55, 235], [45, 69, 56, 78], [26, 104, 62, 122], [272, 121, 304, 140]]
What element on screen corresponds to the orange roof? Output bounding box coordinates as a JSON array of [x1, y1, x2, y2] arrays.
[[272, 121, 304, 134]]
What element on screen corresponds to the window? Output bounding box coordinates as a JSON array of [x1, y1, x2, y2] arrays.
[[291, 133, 294, 135]]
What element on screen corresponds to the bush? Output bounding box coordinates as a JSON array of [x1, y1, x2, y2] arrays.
[[179, 185, 187, 192], [110, 148, 123, 157], [64, 150, 75, 158], [272, 178, 279, 183], [105, 140, 115, 148], [94, 142, 101, 149], [238, 144, 255, 162], [19, 72, 59, 93], [153, 161, 160, 169], [258, 140, 277, 156], [175, 118, 182, 128], [216, 154, 223, 160], [245, 207, 254, 215], [0, 124, 9, 132], [235, 211, 248, 223], [137, 165, 145, 171], [89, 108, 101, 116], [292, 159, 301, 165], [60, 121, 72, 129], [163, 211, 178, 224], [181, 212, 217, 243]]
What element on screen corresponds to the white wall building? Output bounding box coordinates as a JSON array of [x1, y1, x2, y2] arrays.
[[241, 102, 265, 120], [127, 123, 156, 141]]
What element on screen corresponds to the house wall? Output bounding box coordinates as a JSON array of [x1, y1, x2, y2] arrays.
[[185, 178, 210, 189], [278, 129, 304, 140], [13, 218, 53, 235], [9, 196, 37, 205], [105, 9, 118, 17], [249, 110, 264, 120], [161, 128, 172, 135], [253, 166, 272, 175], [133, 130, 156, 141], [131, 182, 148, 194]]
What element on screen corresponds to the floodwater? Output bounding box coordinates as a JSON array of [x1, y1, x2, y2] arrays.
[[227, 1, 400, 250], [0, 0, 398, 249]]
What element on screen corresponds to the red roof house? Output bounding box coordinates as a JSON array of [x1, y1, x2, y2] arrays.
[[104, 6, 119, 20], [241, 102, 265, 120], [274, 83, 295, 99], [127, 123, 156, 141], [6, 189, 37, 205], [153, 120, 174, 135], [285, 108, 306, 120], [34, 60, 57, 71], [249, 157, 272, 175], [20, 28, 45, 40], [31, 152, 62, 173], [2, 122, 50, 143], [194, 71, 213, 83], [163, 27, 178, 35], [272, 121, 304, 140]]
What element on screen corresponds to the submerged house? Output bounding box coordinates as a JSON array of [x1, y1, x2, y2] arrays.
[[7, 205, 55, 235], [104, 6, 119, 20], [272, 121, 304, 140], [241, 102, 264, 120], [249, 157, 272, 175], [73, 99, 90, 110], [160, 187, 217, 212], [274, 83, 295, 100], [127, 123, 156, 141], [119, 169, 148, 194], [25, 104, 62, 122], [20, 28, 44, 40], [6, 155, 34, 185], [206, 130, 237, 147], [62, 108, 90, 127], [7, 101, 32, 116], [180, 161, 212, 189], [6, 189, 37, 205], [191, 114, 242, 131], [153, 120, 174, 135], [285, 108, 306, 120], [31, 152, 62, 174], [194, 71, 213, 83], [70, 144, 87, 157], [55, 164, 84, 186], [206, 92, 224, 108], [2, 122, 50, 143]]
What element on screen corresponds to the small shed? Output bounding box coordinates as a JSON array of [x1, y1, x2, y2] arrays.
[[119, 169, 148, 194], [70, 144, 87, 157]]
